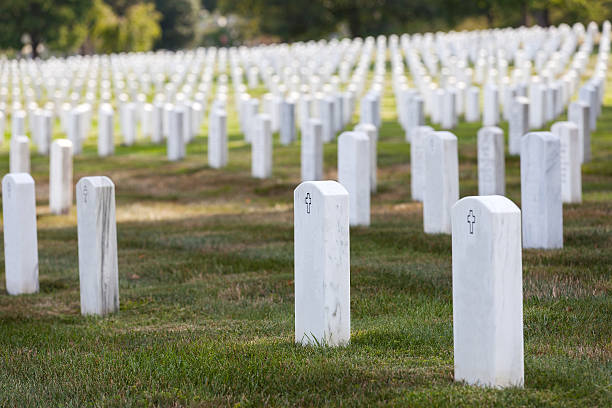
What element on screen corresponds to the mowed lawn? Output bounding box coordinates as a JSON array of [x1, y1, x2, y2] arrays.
[[0, 64, 610, 407]]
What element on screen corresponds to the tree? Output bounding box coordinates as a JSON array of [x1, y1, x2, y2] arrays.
[[0, 0, 92, 57], [154, 0, 201, 50], [123, 3, 162, 51], [85, 0, 161, 54]]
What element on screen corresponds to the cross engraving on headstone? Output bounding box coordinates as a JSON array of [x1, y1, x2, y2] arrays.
[[467, 210, 476, 234], [83, 184, 89, 204], [305, 192, 312, 214]]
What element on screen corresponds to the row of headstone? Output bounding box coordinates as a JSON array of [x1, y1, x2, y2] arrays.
[[2, 173, 119, 316], [406, 118, 585, 252], [294, 181, 524, 387]]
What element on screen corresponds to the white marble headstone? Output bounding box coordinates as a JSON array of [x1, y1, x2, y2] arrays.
[[354, 123, 378, 193], [483, 84, 500, 127], [98, 104, 114, 157], [294, 180, 350, 347], [11, 110, 26, 139], [280, 100, 296, 146], [208, 109, 228, 169], [579, 83, 598, 132], [509, 97, 529, 156], [50, 139, 73, 215], [9, 136, 30, 174], [338, 131, 371, 226], [301, 118, 323, 181], [252, 114, 272, 179], [319, 96, 335, 143], [2, 173, 39, 295], [424, 131, 459, 234], [568, 101, 590, 163], [423, 132, 459, 234], [411, 126, 433, 202], [36, 110, 52, 155], [76, 176, 119, 316], [551, 122, 582, 204], [152, 102, 164, 144], [521, 132, 563, 249], [452, 195, 523, 388], [477, 126, 505, 196], [167, 107, 185, 161], [67, 108, 83, 155], [465, 87, 480, 123]]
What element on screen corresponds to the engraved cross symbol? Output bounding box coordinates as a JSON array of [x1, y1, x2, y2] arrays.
[[305, 193, 312, 214], [83, 184, 89, 204], [467, 210, 476, 234]]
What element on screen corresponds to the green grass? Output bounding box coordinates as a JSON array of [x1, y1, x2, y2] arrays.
[[0, 65, 610, 407]]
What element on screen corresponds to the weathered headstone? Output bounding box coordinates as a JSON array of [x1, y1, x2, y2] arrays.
[[2, 173, 39, 295], [294, 180, 350, 346], [76, 176, 119, 316], [521, 132, 563, 249], [424, 131, 459, 234], [452, 195, 524, 388], [50, 139, 73, 215], [338, 131, 370, 226], [477, 126, 505, 196], [551, 122, 582, 204], [301, 118, 323, 181], [354, 123, 378, 193], [252, 114, 272, 179]]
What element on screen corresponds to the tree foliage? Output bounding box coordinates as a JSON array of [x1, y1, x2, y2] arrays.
[[1, 0, 612, 56], [154, 0, 200, 50], [0, 0, 92, 56], [87, 0, 162, 53], [216, 0, 612, 42]]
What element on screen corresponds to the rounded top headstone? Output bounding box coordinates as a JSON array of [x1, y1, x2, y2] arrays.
[[2, 172, 34, 186], [294, 180, 348, 198]]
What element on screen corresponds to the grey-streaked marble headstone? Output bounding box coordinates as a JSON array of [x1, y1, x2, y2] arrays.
[[76, 176, 119, 316]]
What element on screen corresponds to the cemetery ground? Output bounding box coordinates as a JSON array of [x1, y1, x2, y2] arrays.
[[0, 74, 611, 407]]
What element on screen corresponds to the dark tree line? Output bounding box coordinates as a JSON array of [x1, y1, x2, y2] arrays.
[[0, 0, 610, 56]]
